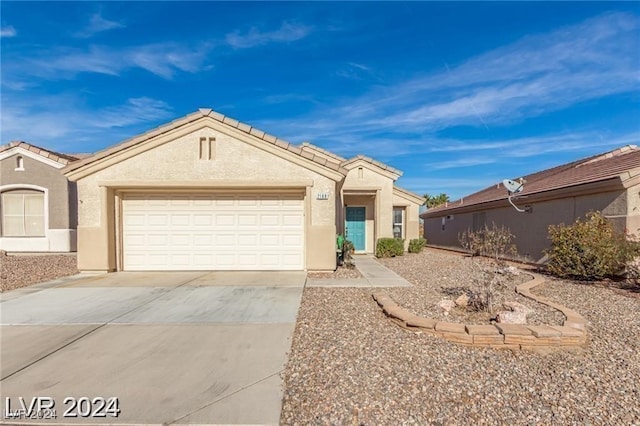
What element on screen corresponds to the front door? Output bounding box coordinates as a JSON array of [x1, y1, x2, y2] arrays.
[[345, 207, 366, 251]]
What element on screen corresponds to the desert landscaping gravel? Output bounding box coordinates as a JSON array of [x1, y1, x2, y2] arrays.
[[0, 251, 78, 292], [378, 249, 565, 325], [281, 250, 640, 425], [308, 265, 362, 279]]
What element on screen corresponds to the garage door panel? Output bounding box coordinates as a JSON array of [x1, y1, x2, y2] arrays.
[[148, 234, 168, 246], [260, 234, 280, 246], [123, 194, 304, 271], [193, 234, 213, 246], [238, 214, 257, 226], [260, 215, 279, 226], [193, 214, 212, 226], [282, 234, 303, 246], [283, 215, 303, 227], [126, 214, 146, 226], [148, 214, 168, 226], [216, 215, 235, 226], [171, 254, 190, 266], [172, 234, 191, 246]]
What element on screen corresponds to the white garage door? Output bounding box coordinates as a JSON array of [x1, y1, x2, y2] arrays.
[[122, 193, 305, 271]]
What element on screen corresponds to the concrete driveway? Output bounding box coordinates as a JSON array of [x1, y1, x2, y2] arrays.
[[0, 271, 306, 425]]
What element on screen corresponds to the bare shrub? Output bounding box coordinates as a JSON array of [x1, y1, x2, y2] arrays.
[[459, 222, 517, 263]]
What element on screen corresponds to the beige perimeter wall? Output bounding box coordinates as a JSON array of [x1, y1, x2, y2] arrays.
[[424, 189, 629, 263]]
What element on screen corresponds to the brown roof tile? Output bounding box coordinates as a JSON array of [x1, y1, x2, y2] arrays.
[[300, 142, 346, 162], [342, 154, 402, 177], [64, 109, 350, 176], [423, 145, 640, 217], [0, 141, 81, 165]]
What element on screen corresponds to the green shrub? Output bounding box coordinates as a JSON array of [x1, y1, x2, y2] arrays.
[[546, 211, 639, 280], [376, 238, 404, 258], [408, 238, 427, 253]]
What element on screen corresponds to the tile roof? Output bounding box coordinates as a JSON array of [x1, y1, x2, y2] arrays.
[[341, 155, 402, 177], [423, 145, 640, 217], [64, 109, 349, 175], [299, 142, 346, 163], [0, 141, 80, 165]]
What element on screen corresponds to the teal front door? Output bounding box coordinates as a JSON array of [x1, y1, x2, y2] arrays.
[[346, 207, 366, 251]]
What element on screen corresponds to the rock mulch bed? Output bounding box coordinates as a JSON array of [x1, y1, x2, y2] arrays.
[[372, 272, 586, 350], [281, 251, 640, 424], [0, 252, 78, 292], [377, 249, 565, 325]]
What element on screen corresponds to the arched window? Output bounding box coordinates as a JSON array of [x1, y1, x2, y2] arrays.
[[1, 189, 45, 236], [15, 156, 24, 171]]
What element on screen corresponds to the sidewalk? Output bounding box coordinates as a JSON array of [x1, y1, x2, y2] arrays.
[[306, 255, 411, 288]]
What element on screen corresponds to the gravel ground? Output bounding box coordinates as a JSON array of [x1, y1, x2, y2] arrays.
[[0, 252, 78, 292], [308, 265, 362, 279], [377, 249, 565, 325], [282, 262, 640, 424]]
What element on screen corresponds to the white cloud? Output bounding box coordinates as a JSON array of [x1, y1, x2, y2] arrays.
[[335, 62, 376, 80], [75, 13, 125, 38], [261, 12, 640, 150], [1, 95, 173, 149], [4, 42, 214, 82], [226, 22, 312, 48], [1, 25, 16, 38], [425, 157, 497, 170]]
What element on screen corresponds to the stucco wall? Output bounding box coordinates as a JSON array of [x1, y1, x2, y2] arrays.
[[75, 125, 337, 271], [424, 189, 628, 262], [1, 154, 74, 229], [393, 192, 421, 247], [627, 182, 640, 237], [343, 164, 395, 243]]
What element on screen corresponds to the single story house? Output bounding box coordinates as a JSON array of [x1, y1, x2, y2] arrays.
[[422, 145, 640, 262], [0, 142, 80, 252], [63, 108, 423, 272]]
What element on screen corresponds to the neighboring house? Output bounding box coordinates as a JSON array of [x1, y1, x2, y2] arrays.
[[421, 145, 640, 263], [63, 108, 423, 272], [0, 142, 80, 252]]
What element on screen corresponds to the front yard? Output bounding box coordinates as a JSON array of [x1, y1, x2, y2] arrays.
[[281, 249, 640, 424]]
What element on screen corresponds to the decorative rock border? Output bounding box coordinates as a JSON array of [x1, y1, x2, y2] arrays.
[[372, 272, 588, 351]]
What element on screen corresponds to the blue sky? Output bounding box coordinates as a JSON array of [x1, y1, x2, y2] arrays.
[[1, 2, 639, 200]]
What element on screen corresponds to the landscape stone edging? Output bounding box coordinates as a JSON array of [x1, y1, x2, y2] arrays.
[[372, 271, 588, 351]]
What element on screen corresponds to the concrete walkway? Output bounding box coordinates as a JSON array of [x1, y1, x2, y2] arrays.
[[306, 255, 411, 288]]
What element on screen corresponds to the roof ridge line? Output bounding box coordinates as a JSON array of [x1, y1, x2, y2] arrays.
[[577, 144, 638, 167]]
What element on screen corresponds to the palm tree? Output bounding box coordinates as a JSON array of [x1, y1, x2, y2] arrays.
[[423, 193, 450, 208]]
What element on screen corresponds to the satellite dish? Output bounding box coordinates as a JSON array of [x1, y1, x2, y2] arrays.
[[502, 178, 527, 213], [503, 179, 524, 193]]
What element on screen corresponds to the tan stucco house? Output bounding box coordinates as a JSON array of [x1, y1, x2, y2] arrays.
[[422, 145, 640, 262], [0, 142, 79, 252], [63, 108, 423, 272]]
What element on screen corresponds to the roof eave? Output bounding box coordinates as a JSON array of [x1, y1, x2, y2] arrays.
[[64, 110, 349, 181], [342, 157, 402, 180], [420, 177, 625, 219], [393, 185, 425, 204]]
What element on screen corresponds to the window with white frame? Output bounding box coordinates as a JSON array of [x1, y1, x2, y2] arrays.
[[1, 190, 45, 236], [393, 207, 404, 239], [15, 156, 24, 171]]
